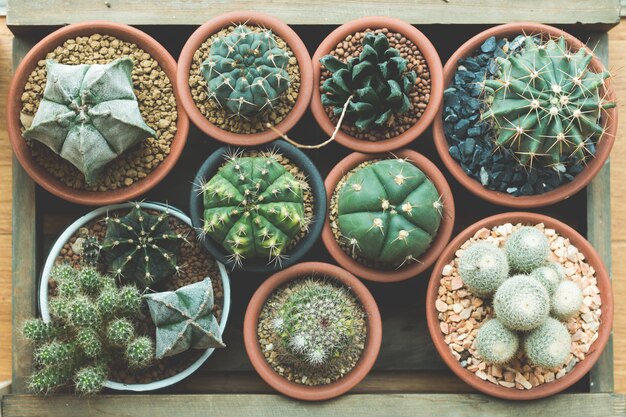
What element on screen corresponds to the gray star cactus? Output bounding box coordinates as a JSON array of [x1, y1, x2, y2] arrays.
[[22, 57, 155, 184], [144, 277, 224, 359], [201, 24, 291, 118]]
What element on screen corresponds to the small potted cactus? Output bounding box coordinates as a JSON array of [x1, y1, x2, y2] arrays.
[[321, 149, 455, 282], [7, 21, 189, 205], [311, 16, 443, 153], [177, 11, 313, 146], [433, 23, 617, 208], [243, 262, 382, 401], [190, 140, 326, 273], [33, 202, 231, 393], [426, 212, 613, 400]]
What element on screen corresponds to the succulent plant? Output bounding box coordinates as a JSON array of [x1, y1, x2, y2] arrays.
[[201, 24, 291, 118], [481, 36, 615, 168], [200, 150, 309, 267], [493, 274, 550, 331], [336, 158, 443, 267], [81, 235, 102, 267], [530, 265, 562, 295], [144, 277, 224, 359], [125, 337, 155, 368], [101, 203, 184, 288], [551, 280, 583, 321], [524, 317, 572, 369], [269, 278, 364, 367], [475, 319, 519, 365], [22, 58, 155, 184], [505, 227, 550, 273], [458, 242, 509, 297], [320, 32, 416, 131], [74, 366, 107, 395]]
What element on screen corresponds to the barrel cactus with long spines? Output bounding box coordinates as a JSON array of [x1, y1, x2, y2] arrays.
[[201, 24, 291, 118], [320, 32, 416, 131], [481, 36, 615, 168], [336, 158, 443, 267], [200, 150, 310, 267]]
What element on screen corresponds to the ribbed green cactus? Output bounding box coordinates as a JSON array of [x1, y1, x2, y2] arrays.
[[201, 24, 291, 118], [336, 158, 442, 267], [22, 57, 155, 184], [320, 32, 416, 131], [524, 318, 572, 369], [493, 275, 550, 331], [551, 280, 583, 321], [481, 36, 615, 168], [200, 150, 309, 267], [81, 235, 102, 267], [475, 319, 519, 365], [144, 278, 224, 359], [458, 242, 509, 297], [505, 227, 550, 273], [101, 203, 183, 288]]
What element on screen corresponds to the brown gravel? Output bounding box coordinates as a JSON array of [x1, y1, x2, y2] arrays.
[[20, 34, 177, 191], [257, 276, 367, 386], [436, 223, 601, 390], [189, 25, 300, 135], [320, 28, 431, 141]]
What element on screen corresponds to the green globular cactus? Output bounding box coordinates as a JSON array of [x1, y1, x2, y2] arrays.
[[107, 319, 135, 346], [201, 24, 291, 118], [336, 158, 442, 267], [74, 366, 107, 396], [530, 266, 562, 295], [22, 318, 59, 342], [458, 242, 509, 297], [475, 319, 520, 365], [320, 32, 416, 131], [22, 58, 155, 184], [524, 317, 572, 369], [481, 36, 615, 168], [551, 280, 583, 321], [126, 337, 154, 368], [200, 151, 309, 267], [493, 275, 550, 331], [505, 227, 550, 273], [81, 235, 102, 267], [270, 278, 364, 367], [101, 203, 183, 288]]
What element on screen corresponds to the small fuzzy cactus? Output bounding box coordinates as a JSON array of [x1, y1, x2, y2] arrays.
[[505, 227, 550, 273], [458, 242, 509, 297], [144, 277, 224, 359], [320, 32, 416, 130], [101, 203, 184, 288], [551, 280, 583, 321], [22, 58, 155, 184], [493, 275, 549, 331], [524, 318, 572, 369], [200, 150, 310, 267], [481, 36, 615, 168], [530, 265, 562, 295], [201, 24, 291, 118], [336, 158, 443, 267], [475, 319, 519, 365]]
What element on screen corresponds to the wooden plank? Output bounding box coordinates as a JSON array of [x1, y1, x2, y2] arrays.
[[5, 0, 621, 27]]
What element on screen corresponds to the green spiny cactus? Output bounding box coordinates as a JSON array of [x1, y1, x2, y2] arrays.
[[126, 337, 154, 368], [101, 203, 184, 288], [144, 277, 224, 359], [200, 150, 309, 267], [524, 317, 572, 369], [74, 366, 107, 395], [201, 24, 291, 118], [320, 32, 416, 131], [475, 318, 520, 365], [458, 242, 509, 297], [505, 227, 550, 273], [270, 278, 364, 367], [77, 329, 102, 359], [107, 319, 135, 346], [336, 158, 443, 267], [481, 36, 615, 168], [22, 318, 58, 342], [530, 265, 562, 295], [81, 235, 102, 267], [493, 274, 550, 331], [22, 58, 155, 184], [551, 280, 583, 321]]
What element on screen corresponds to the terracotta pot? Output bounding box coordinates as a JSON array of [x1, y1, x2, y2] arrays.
[[243, 262, 381, 401], [189, 140, 326, 274], [425, 212, 613, 400], [311, 16, 443, 153], [6, 21, 189, 206], [177, 11, 313, 146], [432, 22, 618, 208], [321, 149, 455, 282]]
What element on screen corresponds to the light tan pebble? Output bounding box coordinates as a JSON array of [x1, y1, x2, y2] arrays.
[[590, 332, 599, 344], [468, 364, 479, 372], [451, 276, 463, 290], [486, 374, 498, 385], [592, 294, 602, 306], [457, 333, 468, 341], [449, 314, 462, 323], [583, 285, 598, 296], [442, 264, 454, 276], [544, 228, 556, 236], [451, 351, 461, 360], [491, 365, 502, 378], [477, 362, 486, 371], [499, 381, 516, 388], [583, 296, 594, 307], [471, 298, 484, 308], [452, 303, 463, 314], [71, 237, 84, 254], [475, 228, 490, 239], [544, 372, 555, 383], [504, 372, 515, 382], [440, 321, 449, 335], [450, 343, 464, 353], [571, 330, 584, 342], [556, 368, 567, 379], [495, 225, 510, 237], [567, 245, 579, 262], [475, 370, 488, 380], [460, 308, 472, 320], [579, 344, 590, 354], [528, 374, 539, 387], [455, 249, 464, 258], [436, 299, 448, 312], [515, 373, 533, 390], [554, 247, 566, 258], [581, 312, 594, 323]]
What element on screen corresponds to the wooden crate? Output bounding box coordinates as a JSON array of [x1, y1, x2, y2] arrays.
[[4, 2, 625, 416]]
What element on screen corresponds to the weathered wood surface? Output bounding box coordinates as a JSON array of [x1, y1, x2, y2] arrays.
[[5, 0, 621, 27]]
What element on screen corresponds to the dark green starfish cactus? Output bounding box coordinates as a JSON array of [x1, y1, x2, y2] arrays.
[[320, 32, 416, 131], [144, 277, 225, 359], [481, 36, 615, 168], [22, 57, 155, 184]]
